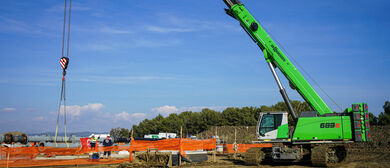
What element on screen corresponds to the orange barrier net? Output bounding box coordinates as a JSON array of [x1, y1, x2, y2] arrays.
[[131, 138, 216, 152], [0, 138, 216, 167], [223, 143, 272, 154], [0, 158, 129, 167], [0, 146, 130, 167], [130, 138, 216, 159]]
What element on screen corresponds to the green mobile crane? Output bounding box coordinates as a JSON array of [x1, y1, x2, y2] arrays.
[[223, 0, 370, 166]]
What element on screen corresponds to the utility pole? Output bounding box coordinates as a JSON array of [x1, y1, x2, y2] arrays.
[[213, 127, 217, 162], [179, 126, 182, 166]]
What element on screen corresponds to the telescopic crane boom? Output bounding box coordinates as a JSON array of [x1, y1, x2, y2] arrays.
[[223, 0, 333, 118]]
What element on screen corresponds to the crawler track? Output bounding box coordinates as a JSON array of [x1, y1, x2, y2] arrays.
[[242, 147, 265, 165], [311, 145, 346, 167]]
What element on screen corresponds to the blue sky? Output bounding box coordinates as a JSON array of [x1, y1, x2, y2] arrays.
[[0, 0, 389, 133]]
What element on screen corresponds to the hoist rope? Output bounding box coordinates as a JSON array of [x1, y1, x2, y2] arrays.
[[256, 20, 343, 112], [55, 0, 72, 148], [66, 0, 72, 58], [63, 76, 68, 148], [55, 76, 65, 147], [64, 0, 72, 149], [61, 0, 67, 58]]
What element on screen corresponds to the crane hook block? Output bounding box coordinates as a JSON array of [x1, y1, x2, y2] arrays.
[[60, 57, 69, 70]]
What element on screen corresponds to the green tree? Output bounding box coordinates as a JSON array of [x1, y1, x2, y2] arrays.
[[151, 114, 165, 133], [110, 127, 121, 139], [162, 113, 183, 133], [110, 127, 130, 138], [221, 107, 258, 126], [260, 101, 311, 125], [240, 107, 258, 126], [133, 118, 157, 137], [130, 101, 311, 137], [200, 108, 222, 129], [368, 112, 378, 125], [384, 101, 390, 115], [178, 111, 194, 137], [378, 113, 390, 125], [188, 112, 202, 135], [378, 101, 390, 125], [119, 128, 130, 138], [221, 107, 241, 126]]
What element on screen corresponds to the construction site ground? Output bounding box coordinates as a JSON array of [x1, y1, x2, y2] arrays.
[[32, 125, 390, 168], [35, 154, 390, 168]]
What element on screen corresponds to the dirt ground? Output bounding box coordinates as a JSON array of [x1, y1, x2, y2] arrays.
[[37, 125, 390, 168], [131, 125, 390, 168], [43, 154, 390, 168]]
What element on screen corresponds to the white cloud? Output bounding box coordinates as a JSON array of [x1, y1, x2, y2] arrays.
[[1, 107, 16, 112], [114, 111, 147, 121], [87, 103, 105, 111], [33, 116, 46, 121], [26, 108, 39, 112], [180, 106, 227, 112], [75, 75, 177, 84], [147, 26, 195, 33], [146, 14, 239, 34], [46, 2, 90, 13], [0, 16, 41, 34], [114, 111, 131, 120], [132, 113, 147, 118], [151, 105, 179, 115], [0, 77, 57, 86], [84, 43, 115, 51], [129, 39, 181, 48], [100, 27, 133, 34], [82, 38, 181, 51], [61, 103, 104, 118], [151, 105, 227, 115], [71, 6, 91, 11]]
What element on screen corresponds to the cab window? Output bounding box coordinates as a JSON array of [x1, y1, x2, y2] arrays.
[[259, 114, 283, 135]]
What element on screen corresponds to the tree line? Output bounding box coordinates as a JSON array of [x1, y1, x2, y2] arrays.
[[123, 101, 310, 138], [373, 100, 390, 125], [110, 101, 390, 138]]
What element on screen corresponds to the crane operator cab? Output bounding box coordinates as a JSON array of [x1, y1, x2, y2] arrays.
[[256, 112, 290, 142]]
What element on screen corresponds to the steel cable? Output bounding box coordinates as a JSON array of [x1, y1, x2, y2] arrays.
[[55, 0, 72, 148], [256, 19, 343, 112]]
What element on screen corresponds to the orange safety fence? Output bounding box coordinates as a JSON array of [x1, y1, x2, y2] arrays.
[[0, 146, 130, 158], [0, 146, 130, 167], [181, 138, 216, 151], [130, 138, 216, 158], [223, 143, 272, 154], [130, 138, 216, 151], [0, 158, 129, 168], [0, 138, 216, 167]]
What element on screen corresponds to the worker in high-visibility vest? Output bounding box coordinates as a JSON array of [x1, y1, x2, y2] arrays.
[[90, 135, 97, 152]]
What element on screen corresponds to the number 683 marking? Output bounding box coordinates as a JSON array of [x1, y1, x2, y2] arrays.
[[320, 123, 335, 128]]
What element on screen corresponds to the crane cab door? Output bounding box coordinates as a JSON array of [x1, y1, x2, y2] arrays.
[[256, 112, 289, 141]]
